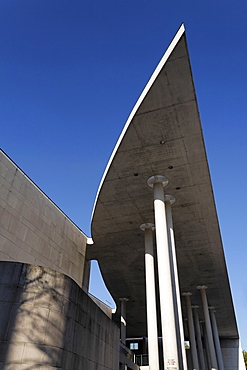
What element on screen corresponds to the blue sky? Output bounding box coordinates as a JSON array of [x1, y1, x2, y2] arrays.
[[1, 0, 247, 349]]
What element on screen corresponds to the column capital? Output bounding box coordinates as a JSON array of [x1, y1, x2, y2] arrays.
[[165, 194, 176, 204], [191, 305, 199, 309], [119, 298, 129, 302], [197, 285, 208, 290], [182, 292, 192, 296], [209, 306, 216, 311], [140, 223, 155, 231], [147, 175, 169, 188]]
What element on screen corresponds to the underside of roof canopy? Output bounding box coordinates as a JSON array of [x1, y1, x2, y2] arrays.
[[87, 24, 238, 340]]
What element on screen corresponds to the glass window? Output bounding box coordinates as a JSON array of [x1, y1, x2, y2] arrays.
[[130, 343, 138, 350]]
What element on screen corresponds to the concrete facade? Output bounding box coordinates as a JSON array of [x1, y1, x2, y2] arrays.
[[88, 25, 245, 369], [221, 339, 245, 370], [0, 24, 245, 370], [0, 150, 88, 288], [88, 24, 238, 342], [0, 261, 119, 369]]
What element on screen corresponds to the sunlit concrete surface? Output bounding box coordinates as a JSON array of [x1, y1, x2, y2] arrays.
[[0, 150, 89, 288], [0, 23, 245, 369], [87, 24, 244, 369], [0, 261, 119, 369]]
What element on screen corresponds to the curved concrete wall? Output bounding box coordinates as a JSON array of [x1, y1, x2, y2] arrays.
[[0, 150, 88, 287], [0, 261, 119, 369]]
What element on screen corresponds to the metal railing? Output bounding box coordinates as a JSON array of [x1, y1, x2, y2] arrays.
[[135, 354, 149, 366], [120, 341, 149, 367]]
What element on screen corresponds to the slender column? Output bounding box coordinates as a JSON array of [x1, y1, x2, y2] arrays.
[[209, 308, 225, 370], [201, 321, 211, 370], [197, 286, 218, 370], [148, 175, 179, 370], [182, 293, 199, 370], [119, 298, 128, 345], [140, 223, 159, 370], [192, 306, 206, 370], [165, 195, 187, 370]]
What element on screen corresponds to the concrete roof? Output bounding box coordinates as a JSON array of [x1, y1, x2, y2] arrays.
[[87, 25, 238, 339]]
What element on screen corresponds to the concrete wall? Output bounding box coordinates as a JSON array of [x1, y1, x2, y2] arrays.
[[221, 338, 246, 370], [0, 150, 88, 288], [0, 261, 120, 369], [88, 293, 113, 319]]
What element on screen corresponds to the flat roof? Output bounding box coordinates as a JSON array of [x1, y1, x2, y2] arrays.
[[87, 25, 238, 339]]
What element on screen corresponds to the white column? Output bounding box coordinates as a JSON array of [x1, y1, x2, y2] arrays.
[[201, 320, 211, 370], [140, 223, 160, 370], [197, 286, 218, 370], [192, 306, 206, 370], [148, 175, 179, 370], [209, 308, 225, 370], [165, 195, 188, 370], [182, 293, 199, 370], [119, 298, 128, 345]]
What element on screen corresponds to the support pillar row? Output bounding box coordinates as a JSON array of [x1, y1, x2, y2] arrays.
[[182, 293, 199, 370], [148, 175, 179, 370], [209, 308, 225, 370], [192, 306, 206, 370], [166, 196, 187, 370], [140, 223, 160, 370], [197, 286, 218, 370]]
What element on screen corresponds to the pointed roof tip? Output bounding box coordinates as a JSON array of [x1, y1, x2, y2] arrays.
[[180, 22, 185, 32], [171, 22, 186, 47], [169, 23, 185, 48], [90, 24, 188, 221], [157, 23, 186, 71]]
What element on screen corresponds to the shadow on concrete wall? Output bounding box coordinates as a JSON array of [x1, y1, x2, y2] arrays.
[[0, 262, 68, 368], [0, 261, 119, 370]]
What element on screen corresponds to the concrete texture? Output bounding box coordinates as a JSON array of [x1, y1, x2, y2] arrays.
[[88, 293, 113, 319], [0, 150, 88, 288], [0, 261, 120, 370], [0, 25, 242, 370], [88, 24, 239, 345], [221, 339, 246, 370]]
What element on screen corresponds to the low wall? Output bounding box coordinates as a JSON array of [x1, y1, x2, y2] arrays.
[[221, 338, 245, 370], [0, 261, 120, 369], [0, 150, 88, 287]]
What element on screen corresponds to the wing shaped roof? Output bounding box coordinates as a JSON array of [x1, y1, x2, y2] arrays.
[[87, 24, 238, 339]]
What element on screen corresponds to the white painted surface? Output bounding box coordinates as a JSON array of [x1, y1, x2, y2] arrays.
[[166, 197, 188, 370], [183, 293, 199, 370], [198, 286, 218, 369], [192, 306, 206, 370], [210, 309, 225, 370], [149, 176, 179, 370], [141, 223, 159, 370]]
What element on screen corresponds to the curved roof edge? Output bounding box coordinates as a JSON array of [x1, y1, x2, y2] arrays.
[[91, 23, 185, 225]]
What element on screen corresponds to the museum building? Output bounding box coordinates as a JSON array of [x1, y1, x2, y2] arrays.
[[0, 25, 245, 370]]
